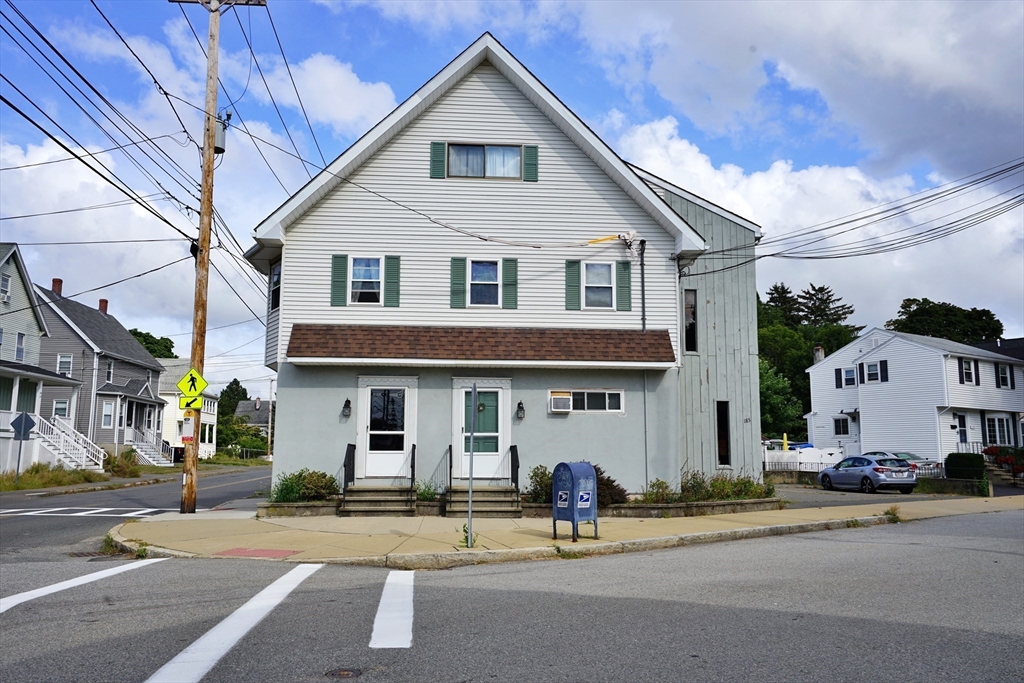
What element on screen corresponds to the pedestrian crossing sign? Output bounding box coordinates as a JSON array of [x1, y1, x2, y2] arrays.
[[176, 368, 208, 397], [179, 396, 202, 410]]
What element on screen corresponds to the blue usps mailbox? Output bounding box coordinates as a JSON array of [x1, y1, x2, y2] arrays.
[[552, 461, 598, 542]]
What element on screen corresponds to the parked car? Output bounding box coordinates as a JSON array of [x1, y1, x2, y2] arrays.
[[818, 455, 917, 494], [865, 451, 941, 471]]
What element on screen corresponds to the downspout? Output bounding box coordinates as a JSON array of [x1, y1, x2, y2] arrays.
[[87, 352, 98, 441], [643, 370, 649, 487], [639, 240, 647, 333]]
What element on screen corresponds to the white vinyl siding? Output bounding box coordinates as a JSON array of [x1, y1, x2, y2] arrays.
[[947, 357, 1022, 412], [272, 64, 676, 366], [0, 259, 43, 365]]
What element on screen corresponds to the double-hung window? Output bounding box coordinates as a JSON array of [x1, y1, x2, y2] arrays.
[[270, 262, 281, 311], [996, 364, 1011, 388], [469, 260, 500, 306], [351, 257, 382, 304], [584, 263, 614, 308], [0, 274, 10, 301], [844, 368, 856, 387], [962, 358, 974, 383], [102, 401, 114, 428], [15, 333, 24, 362], [57, 354, 72, 376], [866, 362, 880, 382], [53, 399, 69, 418], [448, 144, 521, 178], [106, 360, 114, 383], [834, 417, 850, 436]]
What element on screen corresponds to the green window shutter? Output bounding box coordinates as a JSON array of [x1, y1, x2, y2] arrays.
[[330, 254, 348, 306], [502, 258, 518, 309], [616, 261, 632, 311], [430, 142, 446, 179], [565, 260, 581, 310], [523, 145, 538, 182], [384, 255, 400, 307], [450, 257, 466, 308]]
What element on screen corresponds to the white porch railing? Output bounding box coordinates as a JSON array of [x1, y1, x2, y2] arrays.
[[35, 415, 105, 470], [128, 426, 173, 466], [0, 410, 14, 432], [49, 416, 106, 469]]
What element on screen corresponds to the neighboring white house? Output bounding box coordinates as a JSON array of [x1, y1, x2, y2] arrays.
[[244, 33, 763, 497], [806, 328, 1023, 459], [157, 358, 217, 460]]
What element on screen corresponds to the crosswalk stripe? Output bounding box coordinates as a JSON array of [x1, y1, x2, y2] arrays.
[[144, 564, 324, 683], [121, 509, 160, 517], [369, 570, 415, 649], [0, 508, 172, 517], [0, 559, 168, 613], [20, 507, 71, 515], [69, 508, 114, 516]]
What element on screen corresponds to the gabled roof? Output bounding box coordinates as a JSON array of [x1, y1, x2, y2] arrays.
[[248, 33, 705, 271], [34, 286, 164, 372], [234, 399, 273, 426], [97, 378, 166, 404], [0, 243, 50, 336], [626, 164, 762, 236], [887, 331, 1021, 364], [971, 338, 1024, 362]]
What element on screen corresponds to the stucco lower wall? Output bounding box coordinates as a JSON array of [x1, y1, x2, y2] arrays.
[[272, 363, 682, 493]]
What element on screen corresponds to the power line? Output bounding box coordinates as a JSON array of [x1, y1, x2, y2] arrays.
[[164, 317, 263, 337], [16, 238, 183, 245], [0, 134, 188, 172], [209, 257, 266, 326], [0, 194, 167, 221], [262, 3, 326, 167]]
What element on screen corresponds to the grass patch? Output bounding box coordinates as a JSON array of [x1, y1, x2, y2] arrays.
[[100, 533, 122, 555], [104, 450, 139, 478], [0, 463, 109, 491], [203, 454, 271, 467], [459, 523, 479, 548], [883, 505, 902, 524], [846, 519, 863, 528], [553, 544, 586, 559]]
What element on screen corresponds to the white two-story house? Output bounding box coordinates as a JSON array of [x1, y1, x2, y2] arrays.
[[245, 34, 762, 498], [806, 328, 1023, 459]]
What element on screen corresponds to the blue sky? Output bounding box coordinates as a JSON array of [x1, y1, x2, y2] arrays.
[[1, 0, 1021, 393]]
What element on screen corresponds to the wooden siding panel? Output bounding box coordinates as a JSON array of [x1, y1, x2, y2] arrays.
[[277, 65, 678, 366]]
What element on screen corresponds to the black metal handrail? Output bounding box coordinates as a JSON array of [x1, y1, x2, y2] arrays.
[[409, 444, 417, 491], [510, 444, 520, 491], [343, 443, 356, 493], [447, 444, 453, 493]]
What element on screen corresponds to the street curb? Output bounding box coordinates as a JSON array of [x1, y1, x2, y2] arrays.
[[21, 466, 269, 498], [107, 515, 890, 568]]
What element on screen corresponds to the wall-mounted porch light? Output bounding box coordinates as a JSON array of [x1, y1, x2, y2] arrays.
[[341, 398, 352, 418], [516, 400, 526, 420]]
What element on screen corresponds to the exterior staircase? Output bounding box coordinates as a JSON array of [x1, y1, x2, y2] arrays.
[[339, 486, 417, 517], [129, 427, 173, 467], [985, 461, 1017, 487], [36, 416, 105, 471], [446, 485, 522, 518]]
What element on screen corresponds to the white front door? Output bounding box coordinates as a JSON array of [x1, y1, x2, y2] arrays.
[[358, 380, 417, 479], [453, 379, 510, 480]]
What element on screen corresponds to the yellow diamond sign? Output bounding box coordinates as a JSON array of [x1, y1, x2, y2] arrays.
[[176, 368, 208, 397]]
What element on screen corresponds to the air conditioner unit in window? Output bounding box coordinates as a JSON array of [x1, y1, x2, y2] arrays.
[[0, 294, 10, 304], [550, 391, 572, 413]]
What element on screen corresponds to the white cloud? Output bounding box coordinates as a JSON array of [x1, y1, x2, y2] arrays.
[[617, 117, 1024, 337]]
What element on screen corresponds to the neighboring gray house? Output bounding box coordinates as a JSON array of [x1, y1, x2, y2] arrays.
[[234, 399, 274, 436], [0, 244, 96, 472], [806, 328, 1023, 459], [245, 34, 762, 502], [35, 279, 170, 466]]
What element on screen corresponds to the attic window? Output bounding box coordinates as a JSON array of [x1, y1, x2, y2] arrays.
[[448, 144, 521, 178]]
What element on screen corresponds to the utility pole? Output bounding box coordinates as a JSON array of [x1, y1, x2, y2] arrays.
[[171, 0, 265, 513]]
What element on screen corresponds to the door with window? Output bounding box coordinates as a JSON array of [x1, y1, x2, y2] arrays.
[[358, 379, 417, 479], [454, 380, 509, 480]]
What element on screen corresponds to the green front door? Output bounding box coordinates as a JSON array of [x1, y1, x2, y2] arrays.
[[461, 388, 502, 479]]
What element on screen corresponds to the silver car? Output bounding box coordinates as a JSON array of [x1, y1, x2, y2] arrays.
[[818, 455, 917, 494]]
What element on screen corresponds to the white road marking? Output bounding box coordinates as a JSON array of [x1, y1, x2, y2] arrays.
[[144, 563, 323, 683], [0, 559, 168, 614], [121, 508, 160, 516], [69, 508, 114, 516], [20, 507, 71, 515], [369, 570, 415, 649]]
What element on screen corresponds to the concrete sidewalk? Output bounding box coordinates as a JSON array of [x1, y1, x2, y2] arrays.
[[109, 495, 1024, 570]]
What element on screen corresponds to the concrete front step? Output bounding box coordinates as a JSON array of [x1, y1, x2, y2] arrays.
[[447, 486, 522, 518], [340, 486, 416, 516], [339, 506, 416, 517]]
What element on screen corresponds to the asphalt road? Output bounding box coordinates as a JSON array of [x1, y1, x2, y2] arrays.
[[1, 509, 1020, 682], [0, 469, 271, 562]]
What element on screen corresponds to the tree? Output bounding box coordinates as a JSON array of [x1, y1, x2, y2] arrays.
[[885, 298, 1004, 344], [758, 324, 813, 414], [759, 359, 804, 439], [218, 378, 250, 419], [764, 283, 802, 328], [796, 283, 859, 330], [129, 328, 177, 358]]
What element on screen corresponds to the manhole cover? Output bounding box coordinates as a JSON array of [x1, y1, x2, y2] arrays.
[[325, 669, 361, 678]]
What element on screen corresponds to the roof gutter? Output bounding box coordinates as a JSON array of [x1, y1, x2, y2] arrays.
[[287, 357, 676, 370]]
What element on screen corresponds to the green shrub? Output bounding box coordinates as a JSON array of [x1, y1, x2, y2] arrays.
[[677, 470, 774, 502], [526, 464, 552, 503], [104, 449, 140, 478], [269, 469, 339, 502], [594, 465, 628, 505], [678, 471, 712, 502], [641, 478, 675, 504], [300, 470, 340, 500], [945, 452, 985, 480], [415, 479, 439, 502]]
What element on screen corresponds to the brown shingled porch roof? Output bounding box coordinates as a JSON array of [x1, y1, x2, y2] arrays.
[[286, 324, 676, 367]]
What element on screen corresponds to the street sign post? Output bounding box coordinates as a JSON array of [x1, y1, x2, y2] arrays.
[[11, 412, 35, 484]]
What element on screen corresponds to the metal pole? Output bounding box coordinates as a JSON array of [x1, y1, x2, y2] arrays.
[[467, 383, 477, 548], [181, 0, 221, 514], [14, 438, 24, 484], [266, 378, 274, 459], [639, 239, 647, 333]]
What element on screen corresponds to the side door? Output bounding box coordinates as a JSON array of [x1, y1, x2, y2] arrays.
[[357, 379, 418, 480], [832, 457, 857, 487]]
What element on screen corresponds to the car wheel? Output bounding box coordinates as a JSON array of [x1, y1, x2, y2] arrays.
[[860, 477, 875, 494], [900, 487, 914, 494], [821, 475, 833, 491]]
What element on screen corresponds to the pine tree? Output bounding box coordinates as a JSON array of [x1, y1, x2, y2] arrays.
[[218, 378, 250, 419], [764, 283, 802, 328], [797, 283, 858, 329]]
